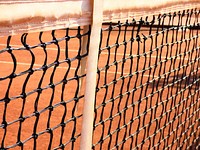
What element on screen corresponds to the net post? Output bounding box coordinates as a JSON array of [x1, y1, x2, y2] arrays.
[[80, 0, 103, 149]]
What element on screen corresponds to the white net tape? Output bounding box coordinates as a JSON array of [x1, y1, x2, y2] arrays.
[[0, 0, 199, 36]]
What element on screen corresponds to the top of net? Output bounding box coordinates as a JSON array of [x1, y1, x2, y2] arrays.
[[0, 0, 199, 36]]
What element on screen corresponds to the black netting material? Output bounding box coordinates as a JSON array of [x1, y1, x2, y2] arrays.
[[94, 9, 200, 150], [0, 27, 90, 149], [0, 9, 200, 150]]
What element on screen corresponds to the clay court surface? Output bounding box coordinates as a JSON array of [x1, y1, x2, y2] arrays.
[[0, 25, 199, 150]]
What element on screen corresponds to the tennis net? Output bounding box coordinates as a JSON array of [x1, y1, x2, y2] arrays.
[[93, 8, 200, 150], [0, 27, 90, 149], [0, 8, 199, 150]]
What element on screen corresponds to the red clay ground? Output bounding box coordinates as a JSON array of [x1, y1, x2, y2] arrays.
[[0, 26, 199, 150]]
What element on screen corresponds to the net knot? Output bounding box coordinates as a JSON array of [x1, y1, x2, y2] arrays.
[[121, 76, 125, 80], [105, 65, 110, 70], [142, 33, 147, 40], [59, 144, 65, 149], [123, 41, 127, 45], [49, 83, 55, 89], [130, 38, 134, 42], [173, 12, 177, 17], [37, 88, 43, 94], [125, 20, 129, 26], [168, 12, 172, 17], [127, 91, 131, 95], [136, 35, 141, 42], [46, 128, 52, 133], [54, 61, 60, 67], [110, 98, 114, 102], [21, 92, 27, 99], [19, 117, 25, 122], [150, 16, 155, 24], [65, 35, 71, 41], [48, 106, 54, 111], [42, 65, 48, 71], [182, 10, 186, 16], [32, 133, 38, 139], [109, 24, 113, 31], [141, 140, 145, 144], [162, 14, 167, 18], [34, 111, 40, 117], [4, 97, 10, 104], [112, 79, 117, 84], [178, 11, 181, 16], [7, 46, 13, 53], [60, 122, 66, 127], [1, 121, 7, 129], [96, 87, 100, 92], [102, 102, 106, 106], [16, 141, 23, 147], [76, 54, 82, 60], [132, 18, 136, 24], [65, 58, 71, 64], [115, 43, 119, 48], [104, 84, 108, 88], [62, 79, 68, 84], [28, 69, 34, 75], [74, 97, 79, 102], [40, 43, 46, 48], [107, 46, 111, 50], [113, 61, 118, 65], [52, 34, 58, 45], [72, 116, 77, 121], [76, 33, 82, 39], [122, 58, 126, 63], [139, 19, 144, 25], [71, 137, 76, 142], [74, 75, 79, 80], [109, 116, 113, 121], [60, 101, 66, 106], [10, 73, 17, 79]]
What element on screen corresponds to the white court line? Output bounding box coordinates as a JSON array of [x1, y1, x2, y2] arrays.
[[0, 60, 159, 78], [106, 70, 157, 78], [0, 61, 76, 70], [2, 60, 196, 82], [0, 61, 198, 78], [6, 60, 191, 81], [0, 43, 193, 60], [99, 53, 193, 61], [0, 44, 79, 52]]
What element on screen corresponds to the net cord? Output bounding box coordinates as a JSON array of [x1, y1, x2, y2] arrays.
[[80, 0, 103, 149]]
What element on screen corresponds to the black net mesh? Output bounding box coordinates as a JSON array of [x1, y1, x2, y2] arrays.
[[0, 8, 199, 150], [0, 27, 90, 149], [93, 9, 200, 150]]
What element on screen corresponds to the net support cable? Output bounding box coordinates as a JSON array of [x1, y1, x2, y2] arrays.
[[80, 0, 103, 149]]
